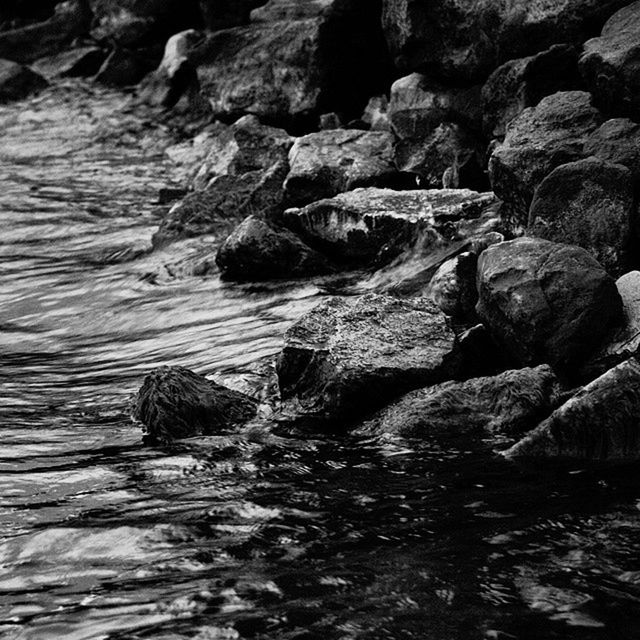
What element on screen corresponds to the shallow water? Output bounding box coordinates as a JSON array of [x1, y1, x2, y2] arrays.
[[2, 82, 640, 640]]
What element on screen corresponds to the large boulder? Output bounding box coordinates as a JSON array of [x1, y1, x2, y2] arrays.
[[580, 1, 640, 120], [527, 157, 636, 275], [488, 91, 602, 231], [476, 237, 622, 370], [584, 119, 640, 183], [503, 357, 640, 461], [0, 58, 47, 102], [133, 365, 258, 445], [277, 294, 462, 422], [216, 215, 333, 280], [357, 365, 562, 439]]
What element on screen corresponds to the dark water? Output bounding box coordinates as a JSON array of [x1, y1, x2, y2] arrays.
[[2, 82, 640, 640]]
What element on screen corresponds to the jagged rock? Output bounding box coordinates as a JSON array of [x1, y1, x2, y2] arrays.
[[476, 237, 622, 370], [357, 365, 562, 439], [580, 2, 640, 120], [488, 91, 602, 231], [133, 365, 258, 444], [362, 95, 390, 131], [277, 293, 462, 422], [482, 44, 580, 140], [0, 59, 47, 102], [503, 358, 640, 461], [216, 215, 332, 281], [95, 47, 159, 86], [283, 187, 497, 263], [33, 46, 106, 78], [585, 119, 640, 182], [283, 129, 401, 206], [528, 157, 636, 275], [199, 0, 262, 29]]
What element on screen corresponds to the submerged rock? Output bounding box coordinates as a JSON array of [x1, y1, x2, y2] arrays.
[[0, 58, 47, 102], [133, 365, 258, 445], [277, 293, 462, 423]]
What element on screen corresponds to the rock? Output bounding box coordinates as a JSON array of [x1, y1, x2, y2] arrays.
[[95, 47, 159, 86], [0, 0, 60, 30], [32, 46, 107, 78], [276, 293, 461, 422], [585, 119, 640, 182], [199, 0, 262, 30], [216, 215, 332, 280], [528, 157, 636, 275], [457, 323, 514, 378], [250, 0, 332, 21], [283, 129, 402, 206], [0, 58, 47, 102], [283, 187, 497, 263], [488, 91, 602, 231], [476, 237, 622, 370], [357, 365, 562, 439], [362, 95, 390, 131], [580, 2, 640, 120], [428, 252, 478, 320], [133, 365, 258, 445], [482, 44, 581, 140], [503, 357, 640, 461]]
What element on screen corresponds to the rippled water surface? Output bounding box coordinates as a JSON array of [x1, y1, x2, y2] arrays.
[[2, 81, 640, 640]]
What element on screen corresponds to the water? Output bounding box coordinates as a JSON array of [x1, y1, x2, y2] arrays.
[[2, 81, 640, 640]]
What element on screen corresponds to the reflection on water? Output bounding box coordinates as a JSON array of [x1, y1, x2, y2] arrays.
[[1, 81, 640, 640]]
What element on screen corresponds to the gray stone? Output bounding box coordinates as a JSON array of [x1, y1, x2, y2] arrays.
[[0, 58, 47, 102], [585, 118, 640, 182], [33, 46, 107, 78]]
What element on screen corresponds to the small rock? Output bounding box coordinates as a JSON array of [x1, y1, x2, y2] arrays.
[[0, 58, 47, 102], [362, 95, 390, 131], [428, 252, 479, 320]]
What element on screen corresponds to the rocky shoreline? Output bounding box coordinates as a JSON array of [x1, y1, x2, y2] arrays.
[[5, 0, 640, 462]]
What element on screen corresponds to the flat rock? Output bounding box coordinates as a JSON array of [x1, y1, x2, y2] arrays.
[[0, 58, 47, 102], [585, 118, 640, 182], [277, 293, 462, 422]]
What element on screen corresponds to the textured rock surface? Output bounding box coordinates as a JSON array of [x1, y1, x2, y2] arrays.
[[358, 366, 562, 439], [33, 46, 106, 78], [428, 251, 478, 320], [95, 48, 159, 87], [277, 294, 461, 422], [476, 237, 622, 370], [133, 365, 258, 444], [504, 358, 640, 461], [585, 118, 640, 181], [0, 58, 47, 102]]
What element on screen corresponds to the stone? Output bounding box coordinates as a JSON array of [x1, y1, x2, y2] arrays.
[[428, 251, 478, 320], [488, 91, 602, 231], [95, 48, 159, 86], [503, 358, 640, 461], [250, 0, 332, 21], [580, 1, 640, 120], [32, 46, 107, 78], [283, 129, 401, 206], [199, 0, 262, 30], [528, 157, 636, 275], [216, 215, 333, 281], [357, 365, 562, 439], [585, 119, 640, 182], [0, 58, 47, 102], [276, 293, 461, 422], [133, 365, 258, 445], [0, 0, 60, 30], [362, 95, 390, 131], [283, 187, 497, 263], [482, 44, 581, 140], [476, 237, 622, 370]]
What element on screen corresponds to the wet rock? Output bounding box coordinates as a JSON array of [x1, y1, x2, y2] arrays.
[[358, 365, 562, 439], [503, 358, 640, 461], [283, 129, 401, 206], [362, 95, 390, 131], [0, 59, 47, 102], [133, 365, 258, 445], [580, 2, 640, 120], [33, 46, 107, 78], [488, 91, 602, 231], [476, 237, 622, 370], [528, 157, 636, 275], [482, 44, 581, 140], [283, 187, 496, 264], [277, 293, 461, 422], [585, 119, 640, 182], [216, 215, 333, 281]]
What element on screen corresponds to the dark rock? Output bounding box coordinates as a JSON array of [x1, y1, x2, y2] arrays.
[[33, 46, 107, 78], [457, 323, 514, 378], [482, 44, 581, 140], [0, 58, 47, 102], [133, 365, 258, 445], [428, 252, 479, 320], [580, 2, 640, 120], [283, 129, 401, 206], [199, 0, 262, 30], [277, 293, 462, 423], [488, 91, 602, 231], [357, 365, 562, 439], [362, 95, 390, 131], [585, 118, 640, 182], [503, 357, 640, 461], [476, 237, 622, 370], [528, 157, 636, 275], [216, 215, 333, 281], [0, 0, 60, 30], [95, 47, 159, 86]]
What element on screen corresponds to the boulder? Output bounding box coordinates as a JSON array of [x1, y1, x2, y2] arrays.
[[428, 251, 478, 320], [216, 215, 333, 280], [528, 157, 636, 275], [277, 293, 462, 422], [199, 0, 262, 30], [585, 119, 640, 182], [133, 365, 258, 445], [95, 48, 160, 86], [283, 129, 401, 206], [357, 365, 562, 439], [250, 0, 332, 21], [283, 187, 497, 264], [476, 237, 622, 370], [580, 1, 640, 120], [488, 91, 602, 231], [32, 46, 107, 78], [503, 357, 640, 461], [482, 44, 580, 140], [0, 59, 47, 102]]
